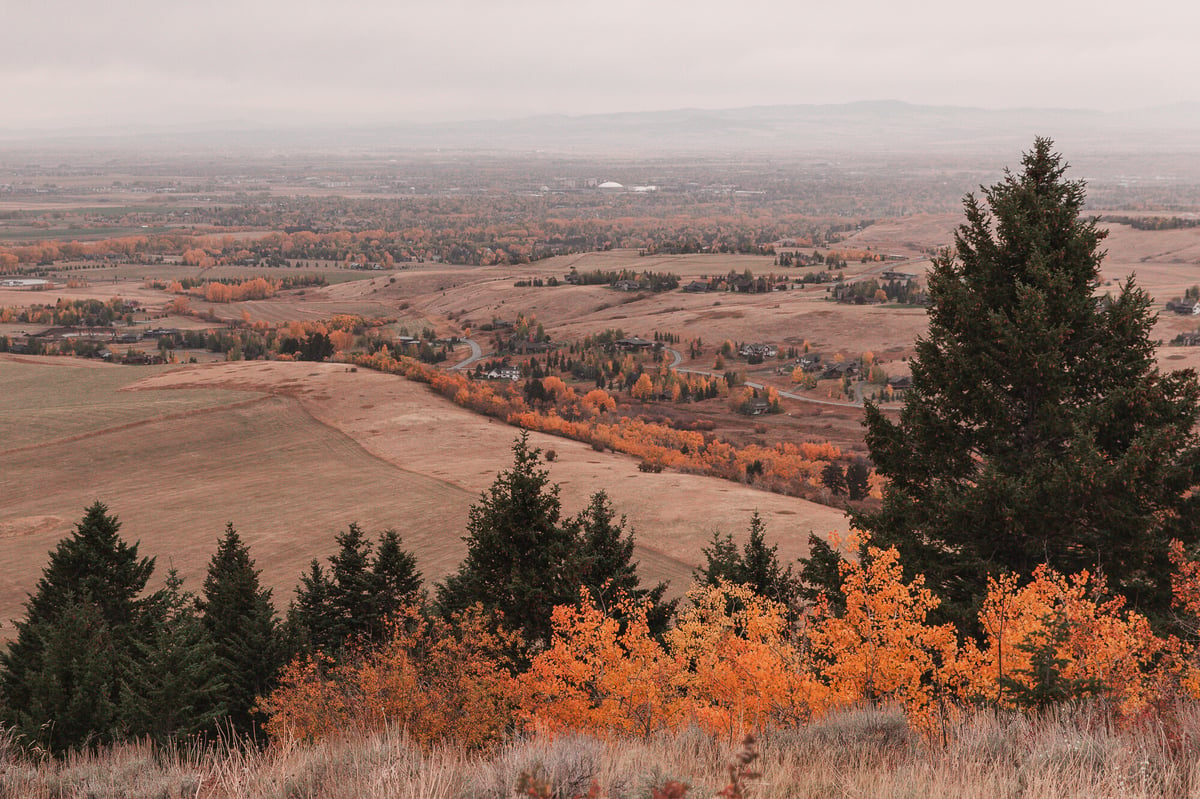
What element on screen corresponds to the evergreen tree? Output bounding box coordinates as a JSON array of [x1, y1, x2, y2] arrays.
[[12, 600, 121, 752], [697, 512, 801, 614], [368, 529, 423, 638], [0, 501, 155, 751], [198, 523, 280, 736], [738, 512, 800, 608], [288, 525, 422, 655], [820, 462, 846, 495], [326, 522, 376, 645], [844, 459, 871, 501], [300, 331, 334, 361], [122, 570, 227, 744], [696, 529, 741, 586], [287, 560, 336, 654], [570, 490, 675, 635], [436, 432, 579, 652], [796, 533, 848, 616], [854, 138, 1200, 631]]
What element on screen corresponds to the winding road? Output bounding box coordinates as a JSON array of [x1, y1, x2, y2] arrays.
[[449, 338, 484, 371]]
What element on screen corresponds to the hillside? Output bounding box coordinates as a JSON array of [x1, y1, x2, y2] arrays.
[[0, 355, 847, 641]]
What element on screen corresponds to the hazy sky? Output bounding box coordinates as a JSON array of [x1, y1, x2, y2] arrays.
[[7, 0, 1199, 131]]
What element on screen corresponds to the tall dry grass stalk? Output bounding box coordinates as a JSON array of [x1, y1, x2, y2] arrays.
[[4, 703, 1200, 798]]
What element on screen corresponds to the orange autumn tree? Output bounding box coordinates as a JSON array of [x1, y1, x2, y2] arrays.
[[667, 581, 820, 737], [256, 653, 346, 742], [804, 544, 958, 717], [329, 329, 356, 353], [959, 566, 1168, 714], [1168, 540, 1200, 698], [1169, 538, 1200, 634], [259, 605, 521, 750], [522, 589, 682, 737], [204, 282, 234, 303], [581, 388, 617, 416], [631, 373, 656, 401]]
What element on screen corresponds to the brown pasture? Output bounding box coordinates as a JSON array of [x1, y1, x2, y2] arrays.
[[0, 356, 847, 642]]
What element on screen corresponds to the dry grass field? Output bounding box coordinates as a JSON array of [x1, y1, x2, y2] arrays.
[[5, 704, 1197, 798], [0, 355, 847, 641]]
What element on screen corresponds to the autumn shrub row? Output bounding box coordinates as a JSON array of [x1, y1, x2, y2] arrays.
[[164, 276, 279, 303], [260, 539, 1200, 748]]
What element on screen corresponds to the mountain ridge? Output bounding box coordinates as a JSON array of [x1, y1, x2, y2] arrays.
[[4, 100, 1199, 156]]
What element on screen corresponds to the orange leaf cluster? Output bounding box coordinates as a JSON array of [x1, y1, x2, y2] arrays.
[[666, 582, 819, 736], [806, 547, 957, 716], [258, 606, 521, 750], [959, 567, 1169, 715], [522, 591, 682, 737]]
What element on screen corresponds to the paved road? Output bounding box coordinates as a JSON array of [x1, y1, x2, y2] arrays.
[[450, 338, 484, 371], [664, 347, 863, 408]]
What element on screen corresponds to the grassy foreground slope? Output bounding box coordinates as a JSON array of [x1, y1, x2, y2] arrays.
[[2, 704, 1194, 798]]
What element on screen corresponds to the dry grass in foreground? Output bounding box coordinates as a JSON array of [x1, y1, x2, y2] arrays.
[[4, 703, 1200, 798]]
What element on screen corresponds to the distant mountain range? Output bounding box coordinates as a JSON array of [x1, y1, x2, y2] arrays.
[[6, 101, 1200, 159], [368, 101, 1200, 155]]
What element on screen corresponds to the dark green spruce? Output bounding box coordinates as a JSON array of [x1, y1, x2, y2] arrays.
[[0, 501, 155, 751], [697, 511, 801, 615], [121, 570, 228, 744], [437, 433, 672, 654], [568, 490, 675, 636], [198, 523, 281, 736], [287, 523, 422, 655], [853, 138, 1200, 632], [436, 432, 580, 652]]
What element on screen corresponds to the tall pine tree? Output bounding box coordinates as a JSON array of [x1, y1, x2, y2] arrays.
[[569, 490, 675, 635], [369, 529, 423, 637], [198, 523, 280, 736], [0, 501, 155, 751], [325, 522, 376, 645], [697, 511, 801, 615], [122, 570, 228, 744], [287, 524, 422, 655], [854, 138, 1200, 630], [437, 432, 578, 652]]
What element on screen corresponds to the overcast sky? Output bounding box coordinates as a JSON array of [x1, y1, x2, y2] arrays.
[[6, 0, 1199, 131]]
